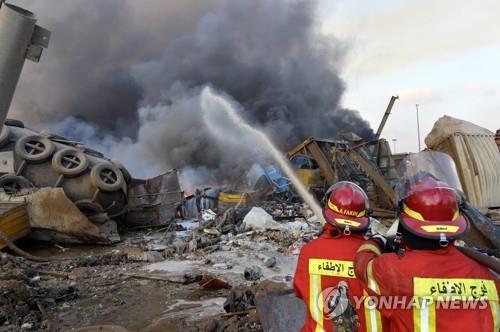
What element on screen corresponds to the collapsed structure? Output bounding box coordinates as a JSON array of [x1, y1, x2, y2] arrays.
[[0, 2, 498, 331], [0, 0, 498, 249]]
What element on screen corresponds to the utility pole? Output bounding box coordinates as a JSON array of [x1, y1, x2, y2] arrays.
[[416, 104, 421, 152], [392, 138, 397, 153]]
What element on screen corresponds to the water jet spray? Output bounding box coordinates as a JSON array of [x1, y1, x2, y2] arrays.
[[201, 87, 325, 223]]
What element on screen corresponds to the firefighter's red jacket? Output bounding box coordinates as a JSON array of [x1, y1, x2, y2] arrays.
[[355, 243, 500, 332], [294, 223, 387, 332]]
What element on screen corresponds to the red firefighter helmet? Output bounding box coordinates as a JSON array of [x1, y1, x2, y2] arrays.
[[323, 181, 370, 232], [399, 177, 468, 240]]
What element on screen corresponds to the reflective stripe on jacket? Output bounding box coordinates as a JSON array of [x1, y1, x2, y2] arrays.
[[294, 224, 388, 332], [355, 243, 500, 332]]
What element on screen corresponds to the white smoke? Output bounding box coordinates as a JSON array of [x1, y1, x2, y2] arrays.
[[49, 85, 270, 181]]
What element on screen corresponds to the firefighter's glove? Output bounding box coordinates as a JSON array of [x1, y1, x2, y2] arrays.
[[369, 233, 388, 253]]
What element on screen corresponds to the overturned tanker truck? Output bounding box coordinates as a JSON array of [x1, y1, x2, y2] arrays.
[[0, 2, 130, 244], [0, 122, 129, 218]]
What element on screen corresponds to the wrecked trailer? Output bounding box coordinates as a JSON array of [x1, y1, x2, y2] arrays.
[[125, 170, 183, 227]]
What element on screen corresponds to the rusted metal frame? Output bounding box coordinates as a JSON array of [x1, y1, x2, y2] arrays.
[[375, 140, 382, 167], [287, 137, 314, 158], [347, 148, 396, 207], [375, 95, 398, 140], [306, 140, 337, 185]]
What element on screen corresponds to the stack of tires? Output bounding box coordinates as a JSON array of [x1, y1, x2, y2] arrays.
[[0, 121, 130, 219]]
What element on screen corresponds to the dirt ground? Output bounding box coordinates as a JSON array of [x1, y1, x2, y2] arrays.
[[0, 220, 315, 332]]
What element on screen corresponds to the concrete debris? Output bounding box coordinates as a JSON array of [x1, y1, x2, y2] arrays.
[[147, 243, 169, 251], [264, 257, 277, 268], [244, 266, 263, 281], [223, 288, 256, 313], [125, 249, 164, 263], [255, 288, 306, 331], [27, 188, 111, 243]]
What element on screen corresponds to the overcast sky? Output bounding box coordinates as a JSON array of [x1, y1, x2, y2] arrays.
[[320, 0, 500, 153], [9, 0, 500, 154]]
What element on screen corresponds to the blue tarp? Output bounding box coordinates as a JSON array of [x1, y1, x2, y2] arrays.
[[248, 163, 290, 193]]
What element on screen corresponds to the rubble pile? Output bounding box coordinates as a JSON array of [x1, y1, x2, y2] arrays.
[[0, 250, 133, 331], [0, 253, 78, 331], [0, 253, 43, 331], [4, 205, 321, 331], [157, 203, 319, 261]]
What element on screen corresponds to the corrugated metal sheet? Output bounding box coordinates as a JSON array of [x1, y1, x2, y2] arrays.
[[426, 116, 500, 208], [128, 170, 182, 207]]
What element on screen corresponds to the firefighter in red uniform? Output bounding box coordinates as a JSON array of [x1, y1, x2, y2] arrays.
[[355, 151, 499, 332], [294, 181, 388, 332]]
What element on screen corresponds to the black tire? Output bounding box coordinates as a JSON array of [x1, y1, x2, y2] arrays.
[[52, 148, 89, 176], [0, 126, 10, 148], [75, 199, 104, 217], [90, 162, 124, 192], [15, 135, 55, 163], [0, 175, 33, 194], [111, 159, 132, 183]]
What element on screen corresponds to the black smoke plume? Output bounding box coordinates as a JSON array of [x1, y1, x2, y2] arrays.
[[11, 0, 374, 180], [11, 0, 221, 136]]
